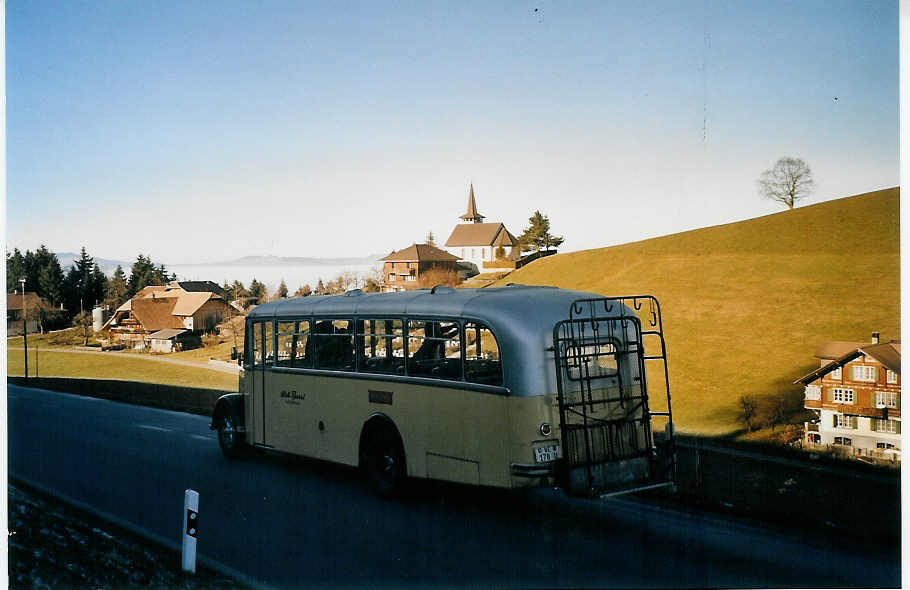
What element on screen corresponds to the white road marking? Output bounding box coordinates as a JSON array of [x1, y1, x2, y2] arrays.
[[136, 424, 172, 433], [191, 434, 214, 441]]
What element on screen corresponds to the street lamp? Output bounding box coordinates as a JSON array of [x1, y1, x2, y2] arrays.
[[19, 278, 28, 382]]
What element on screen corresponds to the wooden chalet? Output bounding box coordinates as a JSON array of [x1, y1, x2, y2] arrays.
[[796, 332, 901, 462]]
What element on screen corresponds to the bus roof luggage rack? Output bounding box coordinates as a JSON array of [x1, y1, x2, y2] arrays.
[[553, 295, 676, 498]]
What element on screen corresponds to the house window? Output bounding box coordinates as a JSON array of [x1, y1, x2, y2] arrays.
[[388, 274, 396, 282], [876, 442, 897, 450], [804, 385, 821, 400], [833, 413, 857, 429], [875, 391, 898, 408], [833, 437, 852, 446], [831, 388, 854, 404], [886, 370, 898, 384], [828, 367, 842, 380], [851, 365, 878, 383], [872, 419, 900, 434], [405, 275, 416, 282], [807, 433, 821, 444]]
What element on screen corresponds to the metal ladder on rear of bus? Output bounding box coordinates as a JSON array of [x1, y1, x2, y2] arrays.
[[553, 295, 676, 498]]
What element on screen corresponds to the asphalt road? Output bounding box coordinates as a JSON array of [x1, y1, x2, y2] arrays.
[[8, 384, 901, 589]]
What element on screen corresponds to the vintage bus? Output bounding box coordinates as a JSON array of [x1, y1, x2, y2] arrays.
[[211, 284, 676, 497]]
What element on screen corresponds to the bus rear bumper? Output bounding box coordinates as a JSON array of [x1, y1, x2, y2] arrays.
[[510, 463, 555, 478]]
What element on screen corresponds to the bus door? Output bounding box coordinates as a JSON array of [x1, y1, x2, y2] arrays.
[[553, 296, 675, 497], [250, 320, 273, 445]]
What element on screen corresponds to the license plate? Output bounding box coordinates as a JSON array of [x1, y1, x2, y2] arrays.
[[534, 445, 561, 463]]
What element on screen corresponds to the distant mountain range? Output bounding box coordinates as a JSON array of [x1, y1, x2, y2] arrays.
[[53, 252, 385, 275]]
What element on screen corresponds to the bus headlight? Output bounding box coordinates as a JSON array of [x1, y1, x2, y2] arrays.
[[539, 422, 553, 437]]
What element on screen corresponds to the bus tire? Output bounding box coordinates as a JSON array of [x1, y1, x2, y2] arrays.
[[360, 421, 406, 497], [217, 415, 246, 459]]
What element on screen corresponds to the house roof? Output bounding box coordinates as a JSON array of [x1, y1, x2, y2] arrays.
[[171, 291, 218, 316], [173, 280, 228, 298], [129, 297, 184, 331], [459, 184, 485, 222], [7, 291, 45, 311], [445, 223, 515, 247], [382, 244, 460, 263], [814, 341, 865, 360], [795, 340, 901, 385], [148, 328, 188, 340]]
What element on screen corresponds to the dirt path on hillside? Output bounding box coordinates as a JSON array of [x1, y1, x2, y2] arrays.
[[7, 347, 240, 374]]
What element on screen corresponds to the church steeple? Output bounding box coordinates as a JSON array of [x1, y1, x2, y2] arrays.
[[459, 184, 485, 223]]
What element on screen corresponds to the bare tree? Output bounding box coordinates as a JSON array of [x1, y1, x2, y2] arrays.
[[758, 157, 815, 210], [738, 395, 758, 432]]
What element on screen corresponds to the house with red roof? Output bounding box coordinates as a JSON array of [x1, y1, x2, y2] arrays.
[[380, 244, 460, 293]]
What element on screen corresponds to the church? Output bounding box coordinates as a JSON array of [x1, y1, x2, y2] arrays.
[[443, 185, 520, 275]]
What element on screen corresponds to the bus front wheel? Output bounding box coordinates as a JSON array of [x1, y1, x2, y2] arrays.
[[361, 423, 406, 497], [217, 416, 246, 459]]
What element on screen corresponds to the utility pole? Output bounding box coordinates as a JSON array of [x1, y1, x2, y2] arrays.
[[20, 278, 28, 383]]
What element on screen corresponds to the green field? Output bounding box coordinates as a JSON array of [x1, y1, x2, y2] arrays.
[[7, 349, 238, 391], [498, 188, 900, 436]]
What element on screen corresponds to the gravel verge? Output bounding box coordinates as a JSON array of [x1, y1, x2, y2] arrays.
[[8, 481, 246, 589]]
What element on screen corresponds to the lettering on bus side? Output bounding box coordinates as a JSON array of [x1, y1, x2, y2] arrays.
[[368, 390, 393, 405], [280, 390, 306, 404]]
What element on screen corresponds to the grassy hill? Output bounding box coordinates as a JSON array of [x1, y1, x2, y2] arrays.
[[499, 188, 900, 436]]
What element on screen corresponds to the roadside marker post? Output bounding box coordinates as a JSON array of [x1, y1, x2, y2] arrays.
[[182, 489, 199, 574]]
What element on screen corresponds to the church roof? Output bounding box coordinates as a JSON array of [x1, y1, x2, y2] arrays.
[[445, 223, 516, 247]]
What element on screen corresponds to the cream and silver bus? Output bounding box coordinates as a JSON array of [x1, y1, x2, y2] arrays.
[[211, 284, 676, 497]]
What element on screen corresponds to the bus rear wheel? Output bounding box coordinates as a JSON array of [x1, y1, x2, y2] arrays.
[[361, 424, 405, 497]]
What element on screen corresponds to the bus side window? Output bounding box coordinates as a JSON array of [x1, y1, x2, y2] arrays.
[[276, 321, 296, 367], [358, 319, 404, 375], [407, 320, 461, 380], [251, 321, 263, 365], [314, 319, 353, 371], [464, 322, 502, 386], [263, 321, 274, 366], [293, 320, 313, 368]]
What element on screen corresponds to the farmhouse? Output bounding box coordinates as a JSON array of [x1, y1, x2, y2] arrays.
[[444, 185, 520, 274], [102, 281, 230, 350], [796, 332, 901, 462], [6, 291, 48, 335], [380, 244, 460, 293]]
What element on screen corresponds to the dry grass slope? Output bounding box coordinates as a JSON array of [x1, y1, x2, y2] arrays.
[[499, 188, 900, 435]]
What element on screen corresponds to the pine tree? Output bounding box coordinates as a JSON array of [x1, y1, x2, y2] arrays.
[[277, 279, 289, 299], [518, 210, 564, 253], [127, 254, 164, 296], [248, 278, 267, 305], [104, 265, 129, 310], [6, 249, 26, 292], [295, 284, 312, 297], [35, 246, 63, 306]]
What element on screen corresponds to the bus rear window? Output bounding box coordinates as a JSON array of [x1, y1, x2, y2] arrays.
[[358, 319, 404, 375], [464, 322, 502, 386], [407, 320, 461, 380]]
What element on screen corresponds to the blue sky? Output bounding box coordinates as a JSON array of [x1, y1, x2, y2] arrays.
[[6, 1, 899, 263]]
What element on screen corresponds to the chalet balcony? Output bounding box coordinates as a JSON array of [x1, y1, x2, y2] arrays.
[[804, 399, 822, 410]]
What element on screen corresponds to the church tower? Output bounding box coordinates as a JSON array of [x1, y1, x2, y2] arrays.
[[459, 184, 485, 224]]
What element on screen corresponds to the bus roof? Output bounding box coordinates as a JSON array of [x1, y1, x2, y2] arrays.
[[247, 285, 636, 395]]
